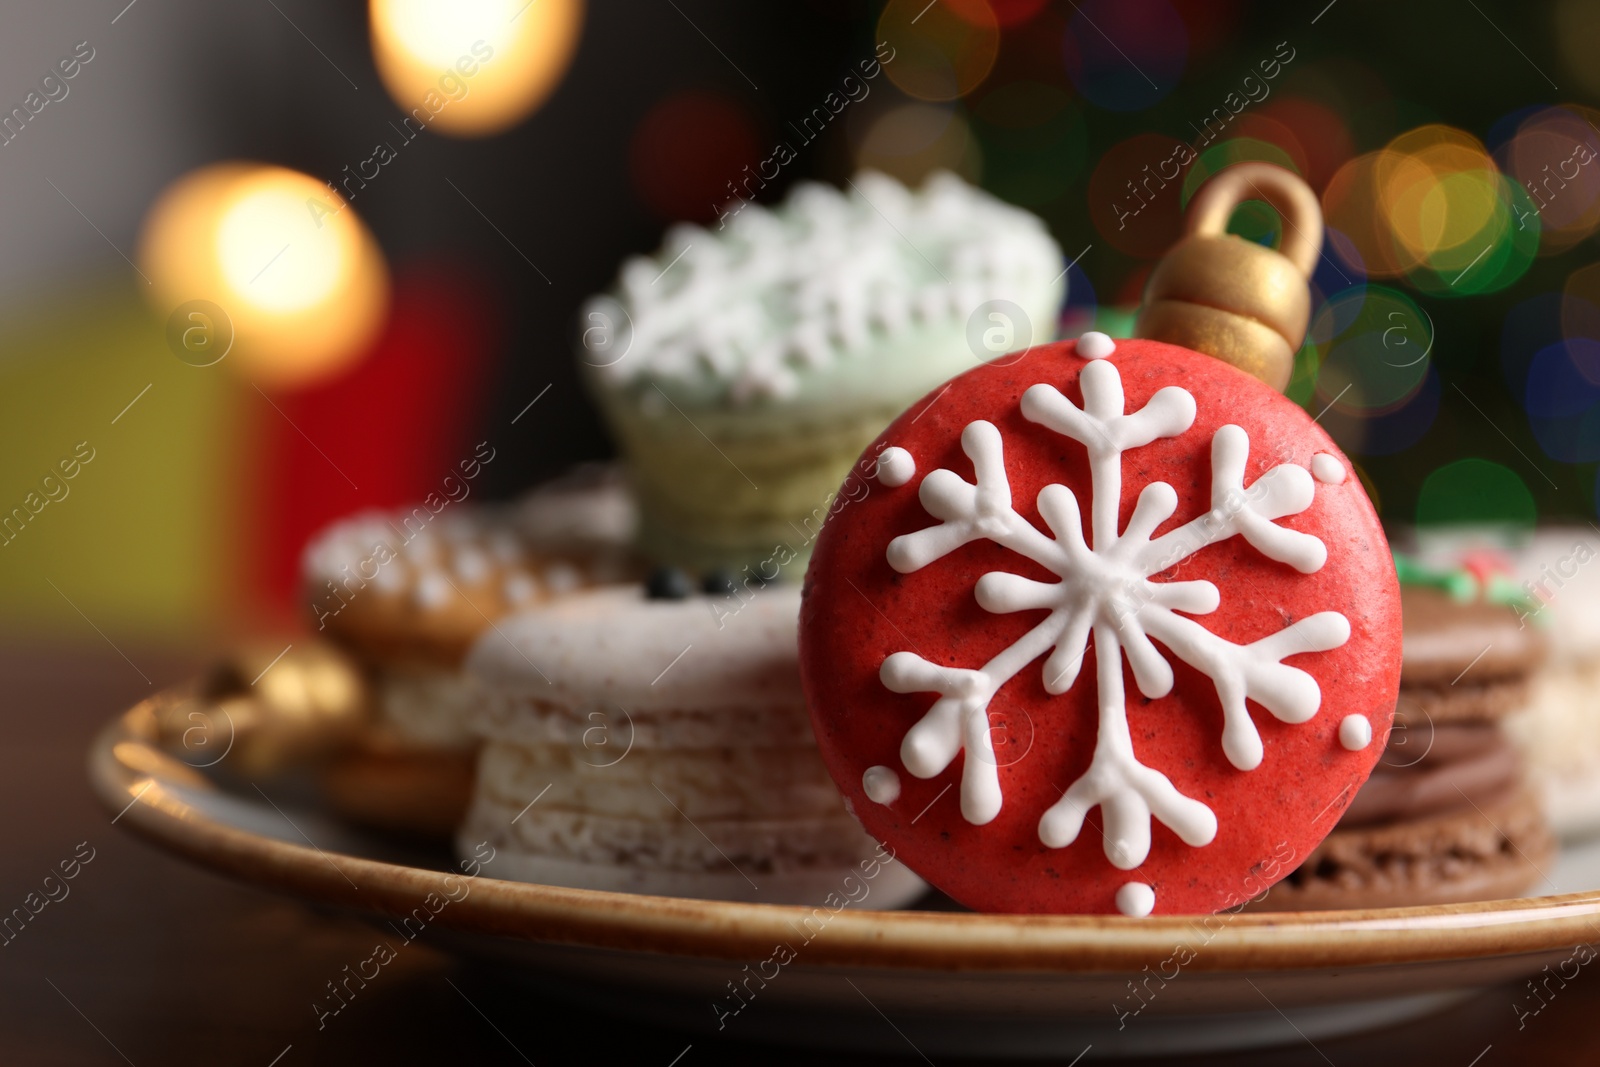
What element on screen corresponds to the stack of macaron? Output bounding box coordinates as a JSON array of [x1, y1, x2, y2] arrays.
[[1263, 579, 1554, 908], [580, 169, 1064, 579], [1502, 529, 1600, 838], [1397, 526, 1600, 840], [301, 466, 637, 836], [443, 170, 1065, 900], [460, 580, 926, 905]]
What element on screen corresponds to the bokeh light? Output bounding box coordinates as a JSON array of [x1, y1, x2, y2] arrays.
[[1415, 458, 1536, 529], [1167, 0, 1240, 56], [1259, 97, 1352, 189], [988, 7, 1070, 85], [1493, 105, 1600, 256], [1378, 127, 1496, 260], [1555, 0, 1600, 99], [969, 81, 1084, 205], [878, 0, 1001, 102], [1526, 340, 1600, 420], [1324, 151, 1411, 278], [1318, 366, 1440, 458], [1226, 196, 1283, 247], [1087, 133, 1193, 257], [139, 163, 390, 390], [1179, 137, 1300, 208], [1323, 126, 1537, 296], [856, 104, 981, 185], [369, 0, 584, 138], [1061, 0, 1187, 111], [1562, 262, 1600, 342], [984, 0, 1050, 26], [1499, 292, 1566, 397], [1278, 58, 1395, 150], [1308, 284, 1434, 416], [629, 91, 764, 223], [1523, 313, 1600, 462]]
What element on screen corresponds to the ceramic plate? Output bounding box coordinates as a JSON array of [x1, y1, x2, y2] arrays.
[[93, 688, 1600, 1059]]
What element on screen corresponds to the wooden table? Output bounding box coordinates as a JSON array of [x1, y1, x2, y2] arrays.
[[3, 640, 1593, 1065]]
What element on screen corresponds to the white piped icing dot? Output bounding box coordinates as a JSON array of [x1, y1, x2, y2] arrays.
[[453, 548, 491, 584], [372, 559, 407, 592], [414, 572, 453, 609], [875, 447, 916, 487], [1311, 452, 1347, 485], [1077, 331, 1116, 360], [504, 573, 539, 604], [1115, 881, 1155, 918], [545, 561, 583, 595], [407, 531, 439, 561], [862, 765, 901, 805], [1339, 714, 1373, 751], [488, 531, 523, 563]]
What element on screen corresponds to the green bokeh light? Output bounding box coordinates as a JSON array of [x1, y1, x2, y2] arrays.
[[1307, 285, 1433, 413], [1415, 458, 1537, 528]]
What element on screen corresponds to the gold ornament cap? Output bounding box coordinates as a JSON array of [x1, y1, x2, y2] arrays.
[[1134, 162, 1323, 393]]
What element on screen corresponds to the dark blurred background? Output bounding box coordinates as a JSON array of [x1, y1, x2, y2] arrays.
[[0, 0, 1592, 643]]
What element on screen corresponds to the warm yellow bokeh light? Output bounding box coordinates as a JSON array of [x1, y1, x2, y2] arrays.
[[1555, 0, 1600, 98], [216, 185, 347, 313], [139, 163, 390, 390], [1375, 127, 1500, 262], [369, 0, 584, 138], [855, 104, 982, 185], [1418, 170, 1499, 251], [877, 0, 999, 103]]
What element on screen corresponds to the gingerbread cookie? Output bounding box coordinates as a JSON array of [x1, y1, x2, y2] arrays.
[[301, 465, 639, 836], [800, 334, 1402, 915]]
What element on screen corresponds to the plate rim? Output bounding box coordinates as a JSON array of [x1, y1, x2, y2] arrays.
[[94, 689, 1600, 974]]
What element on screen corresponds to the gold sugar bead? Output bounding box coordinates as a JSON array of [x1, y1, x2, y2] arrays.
[[155, 642, 370, 777]]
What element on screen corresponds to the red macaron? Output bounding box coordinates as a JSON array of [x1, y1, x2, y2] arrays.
[[799, 336, 1401, 915]]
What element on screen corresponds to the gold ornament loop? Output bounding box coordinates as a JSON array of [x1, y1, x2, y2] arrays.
[[1134, 163, 1324, 393], [1183, 161, 1323, 278]]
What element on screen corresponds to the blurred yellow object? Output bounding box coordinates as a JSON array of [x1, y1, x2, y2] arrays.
[[876, 0, 998, 103], [0, 277, 243, 638], [1555, 0, 1600, 99], [855, 104, 981, 185], [1136, 162, 1321, 393], [1377, 127, 1500, 265], [153, 642, 370, 778], [369, 0, 584, 138], [138, 162, 390, 390]]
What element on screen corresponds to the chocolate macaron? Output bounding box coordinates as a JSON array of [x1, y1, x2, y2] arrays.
[[1263, 582, 1554, 909]]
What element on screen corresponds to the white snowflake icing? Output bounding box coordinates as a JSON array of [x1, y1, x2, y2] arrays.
[[878, 342, 1351, 887]]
